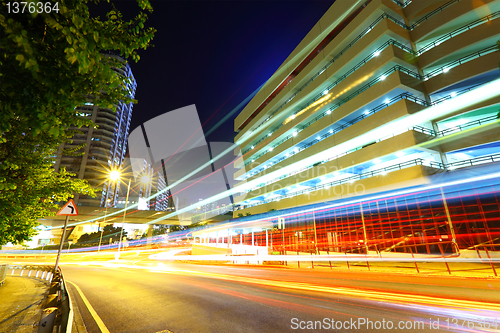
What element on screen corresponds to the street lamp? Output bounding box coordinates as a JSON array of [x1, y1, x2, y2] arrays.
[[98, 198, 112, 254], [116, 171, 151, 258], [98, 170, 120, 253]]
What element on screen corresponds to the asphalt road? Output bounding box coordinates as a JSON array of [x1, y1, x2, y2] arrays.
[[61, 261, 500, 333]]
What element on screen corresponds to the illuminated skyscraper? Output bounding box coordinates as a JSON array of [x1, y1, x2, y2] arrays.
[[54, 55, 136, 207]]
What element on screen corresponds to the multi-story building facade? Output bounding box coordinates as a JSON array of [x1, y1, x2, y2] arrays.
[[217, 0, 500, 255], [54, 55, 136, 207]]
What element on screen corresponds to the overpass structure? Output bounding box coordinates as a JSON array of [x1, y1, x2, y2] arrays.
[[38, 206, 233, 229], [38, 206, 183, 229]]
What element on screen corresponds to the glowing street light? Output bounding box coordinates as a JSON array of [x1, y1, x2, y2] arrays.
[[118, 172, 151, 257], [109, 170, 121, 182], [99, 168, 122, 254], [140, 175, 150, 185]]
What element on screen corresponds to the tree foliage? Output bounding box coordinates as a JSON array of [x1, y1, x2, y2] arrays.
[[0, 0, 156, 245], [77, 225, 126, 244]]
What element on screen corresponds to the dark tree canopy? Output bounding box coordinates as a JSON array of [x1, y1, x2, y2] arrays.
[[0, 0, 156, 245]]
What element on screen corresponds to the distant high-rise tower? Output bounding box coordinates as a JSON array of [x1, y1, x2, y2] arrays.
[[54, 55, 136, 207]]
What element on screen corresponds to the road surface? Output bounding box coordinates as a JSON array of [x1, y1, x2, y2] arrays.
[[59, 260, 500, 333]]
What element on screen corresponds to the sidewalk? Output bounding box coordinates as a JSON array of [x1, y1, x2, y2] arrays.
[[0, 276, 48, 333]]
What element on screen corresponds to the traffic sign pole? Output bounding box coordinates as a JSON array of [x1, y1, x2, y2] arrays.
[[54, 215, 69, 271]]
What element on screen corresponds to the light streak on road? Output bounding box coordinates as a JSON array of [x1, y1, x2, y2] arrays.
[[146, 253, 500, 263], [148, 248, 188, 260], [55, 259, 500, 315], [178, 169, 500, 235]]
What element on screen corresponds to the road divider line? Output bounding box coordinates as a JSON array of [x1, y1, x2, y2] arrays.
[[67, 280, 110, 333]]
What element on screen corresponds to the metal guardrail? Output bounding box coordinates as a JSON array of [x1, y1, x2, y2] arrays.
[[9, 264, 54, 281], [7, 265, 73, 333], [0, 263, 7, 286]]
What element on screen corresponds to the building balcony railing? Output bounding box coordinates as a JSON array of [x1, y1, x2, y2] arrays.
[[409, 0, 459, 30], [240, 0, 463, 139], [241, 8, 496, 157], [423, 44, 498, 78], [242, 45, 497, 174], [437, 114, 499, 137], [243, 110, 499, 194], [239, 153, 500, 209], [417, 11, 500, 55]]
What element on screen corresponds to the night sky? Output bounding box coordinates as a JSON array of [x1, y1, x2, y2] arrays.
[[101, 0, 335, 144]]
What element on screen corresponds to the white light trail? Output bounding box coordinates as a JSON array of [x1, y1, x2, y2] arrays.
[[71, 78, 500, 227]]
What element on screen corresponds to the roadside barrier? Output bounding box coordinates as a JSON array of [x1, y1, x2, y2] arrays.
[[38, 267, 73, 333], [7, 265, 73, 333], [0, 263, 7, 285], [9, 265, 54, 281]]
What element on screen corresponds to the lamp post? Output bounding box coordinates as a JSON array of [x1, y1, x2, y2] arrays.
[[98, 198, 111, 254], [117, 178, 131, 257], [115, 172, 150, 258]]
